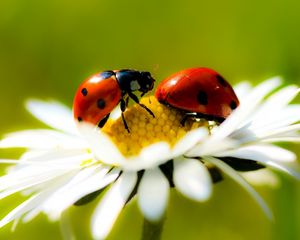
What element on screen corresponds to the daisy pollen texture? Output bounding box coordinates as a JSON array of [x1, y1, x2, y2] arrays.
[[0, 77, 300, 239]]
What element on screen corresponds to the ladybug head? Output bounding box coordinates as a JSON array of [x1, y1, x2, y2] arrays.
[[138, 71, 155, 94]]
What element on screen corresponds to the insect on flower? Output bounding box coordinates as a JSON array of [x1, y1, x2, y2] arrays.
[[155, 67, 240, 125], [73, 69, 155, 132], [1, 73, 300, 240]]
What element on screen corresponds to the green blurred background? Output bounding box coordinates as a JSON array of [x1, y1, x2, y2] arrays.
[[1, 0, 300, 239]]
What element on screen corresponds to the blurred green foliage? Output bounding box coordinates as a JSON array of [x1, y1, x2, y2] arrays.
[[1, 0, 300, 239]]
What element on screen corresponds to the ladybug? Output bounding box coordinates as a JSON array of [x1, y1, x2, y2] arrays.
[[73, 69, 155, 132], [155, 67, 239, 124]]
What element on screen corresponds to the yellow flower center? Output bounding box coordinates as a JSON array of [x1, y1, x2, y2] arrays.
[[102, 96, 207, 156]]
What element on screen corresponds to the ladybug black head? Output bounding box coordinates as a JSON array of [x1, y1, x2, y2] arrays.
[[115, 69, 155, 96], [138, 71, 155, 93]]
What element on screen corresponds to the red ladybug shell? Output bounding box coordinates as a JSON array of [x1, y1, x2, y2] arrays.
[[155, 68, 239, 121], [73, 72, 121, 125]]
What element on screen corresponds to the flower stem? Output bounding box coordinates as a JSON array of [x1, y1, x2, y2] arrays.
[[141, 217, 165, 240]]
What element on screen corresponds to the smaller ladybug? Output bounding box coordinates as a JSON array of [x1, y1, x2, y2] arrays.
[[155, 67, 239, 124], [73, 69, 155, 132]]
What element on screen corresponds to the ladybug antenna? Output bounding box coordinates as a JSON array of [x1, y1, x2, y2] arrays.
[[151, 64, 160, 75]]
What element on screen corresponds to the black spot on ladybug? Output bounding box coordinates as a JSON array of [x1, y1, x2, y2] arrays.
[[97, 99, 106, 109], [81, 88, 88, 96], [230, 100, 237, 110], [99, 71, 114, 79], [216, 75, 227, 87], [77, 117, 83, 122], [197, 91, 208, 105]]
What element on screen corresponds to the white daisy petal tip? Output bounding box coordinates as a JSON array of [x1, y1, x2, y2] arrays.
[[186, 137, 238, 157], [174, 158, 212, 202], [234, 81, 252, 100], [241, 169, 281, 189], [218, 144, 297, 163], [91, 172, 137, 240], [137, 168, 169, 222], [121, 142, 172, 171], [171, 127, 208, 156], [140, 142, 171, 161], [217, 144, 300, 179], [110, 104, 122, 120], [266, 75, 282, 86], [205, 157, 274, 220], [25, 99, 77, 134], [0, 139, 6, 148]]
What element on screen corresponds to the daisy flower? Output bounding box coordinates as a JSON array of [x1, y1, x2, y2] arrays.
[[0, 76, 300, 239]]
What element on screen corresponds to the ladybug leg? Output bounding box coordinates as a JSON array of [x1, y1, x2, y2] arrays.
[[180, 115, 189, 126], [121, 113, 130, 133], [128, 92, 155, 118], [125, 96, 130, 107], [98, 113, 110, 128], [120, 98, 130, 133], [180, 112, 197, 126]]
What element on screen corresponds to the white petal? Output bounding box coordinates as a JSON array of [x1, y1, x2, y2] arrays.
[[257, 160, 300, 179], [171, 128, 208, 156], [0, 159, 22, 164], [2, 150, 91, 174], [256, 123, 300, 140], [186, 137, 237, 157], [110, 104, 122, 120], [137, 168, 169, 222], [11, 218, 20, 232], [0, 158, 82, 168], [23, 171, 77, 223], [234, 82, 252, 102], [204, 156, 273, 220], [42, 166, 104, 208], [0, 168, 76, 200], [139, 142, 171, 164], [0, 130, 88, 150], [250, 106, 300, 134], [241, 169, 280, 189], [0, 194, 44, 228], [231, 123, 300, 145], [22, 208, 43, 224], [254, 86, 299, 116], [78, 123, 126, 166], [262, 136, 300, 143], [0, 151, 83, 193], [0, 165, 67, 191], [21, 148, 88, 161], [91, 172, 137, 240], [26, 99, 77, 134], [174, 157, 212, 201], [210, 77, 281, 141], [123, 142, 172, 171], [0, 172, 75, 227], [43, 168, 120, 220], [217, 144, 296, 163], [216, 145, 300, 178], [249, 86, 300, 129]]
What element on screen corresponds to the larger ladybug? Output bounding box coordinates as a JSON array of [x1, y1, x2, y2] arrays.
[[155, 67, 239, 124], [73, 69, 155, 132]]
